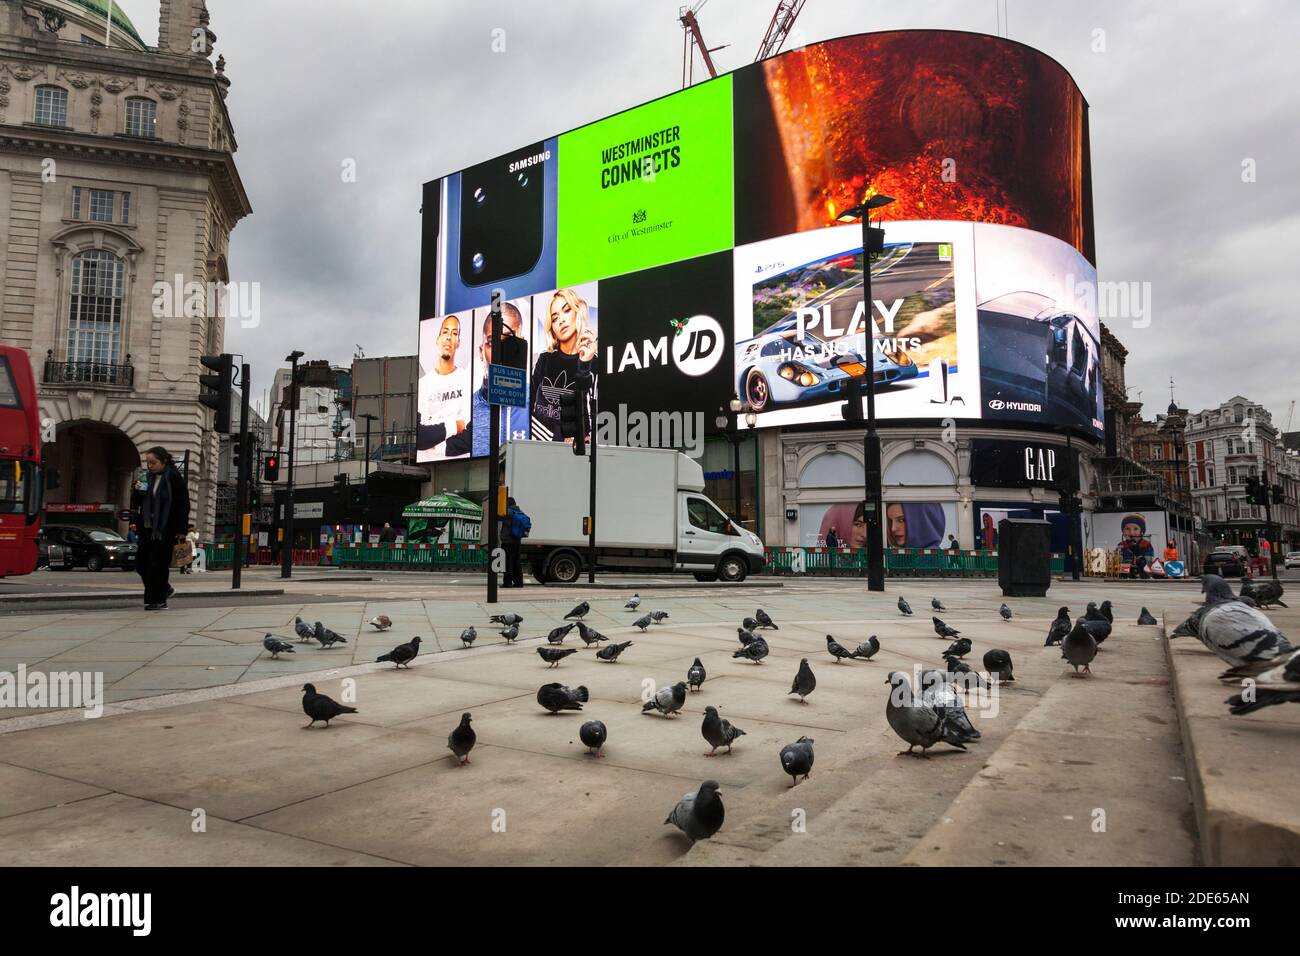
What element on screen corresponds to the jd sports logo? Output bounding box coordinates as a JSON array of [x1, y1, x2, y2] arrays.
[[606, 314, 725, 378]]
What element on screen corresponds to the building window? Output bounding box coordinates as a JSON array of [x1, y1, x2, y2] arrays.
[[120, 191, 130, 225], [81, 36, 105, 46], [34, 86, 68, 127], [89, 189, 114, 223], [125, 97, 156, 138], [71, 186, 82, 219], [1151, 444, 1162, 460], [67, 250, 125, 369]]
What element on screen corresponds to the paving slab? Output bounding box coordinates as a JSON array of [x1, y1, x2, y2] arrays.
[[0, 762, 107, 819]]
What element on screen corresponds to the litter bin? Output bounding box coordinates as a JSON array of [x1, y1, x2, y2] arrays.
[[997, 518, 1052, 597]]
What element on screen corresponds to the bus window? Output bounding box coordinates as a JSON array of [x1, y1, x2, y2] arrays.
[[0, 357, 18, 408], [0, 461, 40, 519]]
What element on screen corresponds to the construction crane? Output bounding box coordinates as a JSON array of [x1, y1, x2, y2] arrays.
[[681, 0, 809, 87], [755, 0, 808, 61], [1286, 400, 1296, 432]]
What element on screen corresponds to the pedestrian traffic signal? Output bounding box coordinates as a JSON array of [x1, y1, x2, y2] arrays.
[[249, 486, 260, 509], [1273, 483, 1285, 506], [840, 374, 864, 422], [263, 454, 279, 482], [559, 388, 587, 456], [198, 353, 234, 433], [1244, 478, 1263, 506]]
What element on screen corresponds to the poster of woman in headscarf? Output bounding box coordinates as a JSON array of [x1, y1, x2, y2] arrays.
[[886, 502, 957, 549]]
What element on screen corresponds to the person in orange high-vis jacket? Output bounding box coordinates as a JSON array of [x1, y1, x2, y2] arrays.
[[1163, 541, 1179, 562]]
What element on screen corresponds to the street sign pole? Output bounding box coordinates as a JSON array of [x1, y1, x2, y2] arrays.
[[232, 362, 250, 590], [487, 292, 502, 605]]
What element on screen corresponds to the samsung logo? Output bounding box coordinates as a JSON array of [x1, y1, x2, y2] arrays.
[[508, 151, 551, 172]]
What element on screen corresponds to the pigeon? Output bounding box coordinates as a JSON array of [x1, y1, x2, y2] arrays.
[[1225, 649, 1300, 714], [546, 623, 575, 644], [779, 737, 815, 787], [789, 658, 816, 703], [884, 671, 971, 756], [301, 683, 357, 728], [499, 624, 520, 643], [1171, 596, 1293, 679], [624, 594, 641, 611], [999, 603, 1012, 620], [852, 636, 881, 660], [737, 627, 758, 646], [983, 648, 1015, 682], [632, 613, 653, 632], [932, 597, 946, 611], [917, 670, 981, 740], [1098, 600, 1115, 624], [460, 625, 477, 648], [943, 653, 987, 690], [898, 596, 913, 616], [595, 640, 633, 662], [687, 658, 706, 691], [1082, 603, 1112, 645], [1205, 573, 1257, 607], [1061, 620, 1098, 676], [537, 683, 588, 713], [664, 780, 724, 843], [263, 634, 295, 659], [754, 609, 778, 629], [315, 621, 347, 648], [1242, 579, 1287, 609], [564, 601, 590, 620], [1045, 607, 1071, 646], [933, 616, 960, 639], [489, 612, 523, 626], [742, 616, 761, 632], [944, 637, 973, 659], [447, 713, 475, 765], [293, 616, 316, 643], [649, 610, 670, 624], [642, 681, 688, 718], [733, 636, 769, 664], [537, 646, 578, 668], [367, 614, 392, 631], [1137, 607, 1158, 626], [701, 706, 745, 755], [376, 635, 421, 668], [575, 621, 609, 648], [579, 719, 607, 757], [825, 634, 855, 663]]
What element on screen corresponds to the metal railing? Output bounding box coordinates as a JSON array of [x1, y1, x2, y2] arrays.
[[43, 357, 134, 388]]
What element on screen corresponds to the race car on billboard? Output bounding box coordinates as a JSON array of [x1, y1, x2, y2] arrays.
[[734, 315, 918, 412]]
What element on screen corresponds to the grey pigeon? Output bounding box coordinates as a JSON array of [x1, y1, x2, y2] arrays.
[[779, 737, 815, 787], [499, 624, 520, 643], [376, 635, 421, 668], [1045, 607, 1071, 646], [789, 658, 816, 703], [944, 637, 972, 659], [737, 627, 758, 646], [755, 609, 778, 630], [664, 780, 724, 843], [447, 712, 475, 765], [1171, 598, 1293, 679], [852, 635, 880, 660], [642, 681, 688, 717], [983, 648, 1015, 682], [632, 613, 653, 632], [315, 621, 347, 648], [1225, 649, 1300, 714], [575, 621, 609, 648], [263, 634, 295, 659], [537, 683, 588, 713], [932, 597, 946, 611], [649, 610, 670, 624], [898, 596, 913, 616], [489, 612, 523, 626], [1242, 579, 1287, 609], [701, 705, 745, 755], [687, 657, 706, 691], [595, 640, 633, 662], [825, 634, 855, 663], [460, 625, 477, 648], [999, 603, 1012, 620], [547, 623, 575, 644], [293, 616, 316, 643], [564, 601, 590, 620], [624, 594, 641, 611], [733, 635, 769, 664], [301, 683, 357, 728], [1204, 574, 1256, 607], [1062, 620, 1098, 676], [884, 671, 970, 756], [537, 646, 578, 668], [367, 614, 392, 631], [1136, 607, 1157, 626], [933, 616, 960, 639], [579, 719, 607, 756], [742, 616, 761, 632], [1082, 603, 1112, 645], [917, 670, 981, 740]]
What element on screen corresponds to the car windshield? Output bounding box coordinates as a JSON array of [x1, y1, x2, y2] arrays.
[[88, 530, 124, 542]]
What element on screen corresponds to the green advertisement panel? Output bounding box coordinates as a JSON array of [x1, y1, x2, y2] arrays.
[[557, 77, 734, 286]]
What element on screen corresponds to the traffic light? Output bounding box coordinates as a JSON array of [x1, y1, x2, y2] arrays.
[[840, 375, 864, 422], [263, 453, 279, 482], [559, 388, 587, 455], [1244, 478, 1263, 506], [1273, 484, 1285, 506], [231, 436, 242, 473], [499, 335, 527, 370], [199, 353, 234, 433], [249, 485, 260, 509]]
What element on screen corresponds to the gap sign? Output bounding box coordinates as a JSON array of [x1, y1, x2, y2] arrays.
[[487, 363, 527, 407]]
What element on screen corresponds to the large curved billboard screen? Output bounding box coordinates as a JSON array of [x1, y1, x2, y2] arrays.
[[418, 30, 1100, 462]]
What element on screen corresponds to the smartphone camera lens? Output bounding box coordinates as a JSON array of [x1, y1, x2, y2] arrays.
[[471, 252, 486, 274], [473, 186, 487, 205], [515, 172, 530, 189]]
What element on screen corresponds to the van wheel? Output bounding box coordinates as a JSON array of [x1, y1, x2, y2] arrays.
[[547, 552, 581, 584], [717, 554, 747, 583], [693, 571, 718, 582]]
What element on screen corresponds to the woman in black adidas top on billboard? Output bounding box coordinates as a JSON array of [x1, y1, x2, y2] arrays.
[[529, 287, 597, 442]]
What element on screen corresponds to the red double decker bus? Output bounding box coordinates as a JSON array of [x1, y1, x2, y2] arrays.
[[0, 346, 42, 577]]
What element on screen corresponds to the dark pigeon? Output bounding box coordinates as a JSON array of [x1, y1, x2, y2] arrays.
[[943, 653, 987, 690], [789, 658, 816, 703], [687, 658, 706, 691], [376, 635, 421, 668], [755, 609, 778, 630], [263, 634, 295, 659], [489, 612, 523, 626], [1098, 600, 1115, 624], [547, 623, 575, 645], [294, 616, 316, 643], [537, 646, 578, 668], [983, 648, 1015, 682], [779, 737, 815, 787], [933, 616, 961, 639], [1062, 620, 1098, 676], [315, 621, 347, 648], [460, 625, 477, 648], [447, 713, 475, 765], [1137, 607, 1158, 626], [564, 601, 590, 620], [733, 635, 769, 664], [932, 597, 946, 611], [301, 683, 357, 728], [665, 780, 724, 843], [575, 621, 609, 648], [595, 640, 633, 662], [999, 603, 1013, 620], [852, 635, 880, 660], [537, 683, 588, 713], [898, 596, 913, 616], [1045, 607, 1071, 646], [632, 613, 653, 632], [701, 706, 745, 755], [825, 634, 855, 663], [579, 719, 607, 756], [1242, 579, 1287, 609], [737, 627, 758, 646], [642, 681, 688, 717], [742, 616, 761, 632], [944, 637, 973, 659]]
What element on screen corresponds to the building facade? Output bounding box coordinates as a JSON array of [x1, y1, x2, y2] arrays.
[[1, 0, 250, 535]]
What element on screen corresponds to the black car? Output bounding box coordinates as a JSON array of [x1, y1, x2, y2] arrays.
[[1203, 550, 1247, 578], [39, 525, 137, 572]]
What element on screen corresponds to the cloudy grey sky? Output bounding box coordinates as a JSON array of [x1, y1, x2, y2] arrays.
[[116, 0, 1299, 427]]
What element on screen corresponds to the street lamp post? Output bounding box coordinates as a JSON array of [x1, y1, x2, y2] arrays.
[[281, 350, 304, 579], [836, 192, 896, 592], [358, 412, 378, 538]]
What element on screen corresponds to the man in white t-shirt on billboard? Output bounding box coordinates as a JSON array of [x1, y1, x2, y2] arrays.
[[418, 314, 471, 458]]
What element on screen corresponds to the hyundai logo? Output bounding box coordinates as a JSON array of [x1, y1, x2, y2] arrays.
[[988, 399, 1006, 410]]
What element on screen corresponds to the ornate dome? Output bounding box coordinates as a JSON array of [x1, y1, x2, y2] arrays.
[[44, 0, 148, 51]]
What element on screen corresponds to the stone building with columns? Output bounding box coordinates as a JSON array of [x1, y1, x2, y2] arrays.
[[0, 0, 250, 535]]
